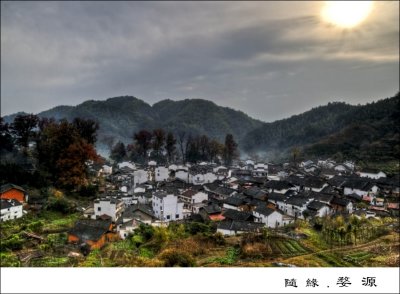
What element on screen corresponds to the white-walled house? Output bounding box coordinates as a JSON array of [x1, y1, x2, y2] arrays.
[[253, 206, 283, 228], [179, 189, 208, 212], [152, 191, 184, 222], [155, 166, 169, 182], [101, 165, 113, 175], [358, 170, 386, 179], [306, 200, 331, 217], [133, 169, 149, 187], [343, 180, 379, 197], [281, 196, 313, 219], [118, 161, 136, 170], [1, 199, 23, 222], [189, 172, 217, 185], [93, 197, 124, 222], [175, 169, 189, 183], [252, 163, 268, 177]]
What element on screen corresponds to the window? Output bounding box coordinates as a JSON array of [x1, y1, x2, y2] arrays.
[[97, 207, 101, 211], [166, 215, 170, 220], [176, 214, 179, 218]]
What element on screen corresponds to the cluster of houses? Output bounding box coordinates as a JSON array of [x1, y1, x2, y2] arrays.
[[2, 158, 399, 252], [65, 158, 399, 249]]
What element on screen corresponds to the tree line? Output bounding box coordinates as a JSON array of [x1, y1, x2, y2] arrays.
[[110, 128, 239, 166], [1, 114, 100, 191]]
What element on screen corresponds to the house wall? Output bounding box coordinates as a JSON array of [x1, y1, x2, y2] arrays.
[[192, 192, 208, 204], [68, 234, 79, 244], [253, 211, 283, 227], [1, 189, 25, 203], [155, 167, 169, 182], [152, 194, 183, 221], [175, 170, 189, 183], [94, 200, 124, 222], [217, 228, 236, 236], [359, 172, 386, 179], [0, 205, 23, 221], [133, 170, 149, 187], [223, 203, 240, 211], [316, 206, 331, 217], [344, 186, 378, 197]]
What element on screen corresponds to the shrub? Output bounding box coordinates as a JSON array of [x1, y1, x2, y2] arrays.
[[0, 252, 20, 267], [138, 247, 155, 258], [45, 196, 75, 214], [159, 249, 196, 267], [1, 235, 24, 251], [27, 220, 44, 233]]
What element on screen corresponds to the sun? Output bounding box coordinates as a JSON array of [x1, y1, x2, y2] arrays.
[[322, 1, 374, 28]]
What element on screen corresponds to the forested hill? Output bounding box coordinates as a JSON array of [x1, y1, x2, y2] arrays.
[[4, 93, 398, 163], [32, 96, 264, 146], [241, 93, 399, 163]]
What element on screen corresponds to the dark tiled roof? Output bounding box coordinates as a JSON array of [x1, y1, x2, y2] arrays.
[[264, 180, 294, 190], [212, 186, 237, 196], [254, 206, 278, 216], [123, 204, 155, 219], [223, 196, 245, 207], [331, 196, 350, 207], [217, 220, 264, 232], [307, 200, 327, 211], [286, 175, 306, 186], [223, 209, 253, 221], [202, 204, 222, 214], [1, 198, 22, 209], [243, 187, 267, 199], [304, 176, 326, 189], [267, 192, 287, 202], [0, 183, 26, 194], [343, 179, 375, 191], [285, 195, 310, 207], [68, 219, 112, 242]]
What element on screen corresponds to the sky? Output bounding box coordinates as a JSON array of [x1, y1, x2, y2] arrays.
[[1, 1, 399, 122]]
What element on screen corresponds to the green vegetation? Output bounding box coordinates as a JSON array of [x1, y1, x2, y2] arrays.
[[242, 93, 399, 165]]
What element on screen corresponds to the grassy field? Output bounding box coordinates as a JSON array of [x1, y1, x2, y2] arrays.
[[1, 214, 399, 267]]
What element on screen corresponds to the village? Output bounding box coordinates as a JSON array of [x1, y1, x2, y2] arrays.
[[1, 156, 399, 266]]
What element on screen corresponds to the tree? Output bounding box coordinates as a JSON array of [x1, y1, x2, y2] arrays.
[[152, 129, 166, 158], [0, 117, 14, 153], [223, 134, 238, 166], [165, 132, 176, 163], [198, 135, 210, 161], [291, 147, 300, 166], [110, 141, 127, 162], [56, 139, 98, 189], [134, 130, 153, 158], [72, 118, 99, 144], [209, 139, 223, 163], [10, 114, 39, 148], [35, 119, 99, 190], [177, 131, 187, 163], [186, 135, 200, 163]]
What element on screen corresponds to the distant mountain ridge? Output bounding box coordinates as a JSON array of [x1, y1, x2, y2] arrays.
[[19, 96, 264, 149], [242, 93, 399, 163], [3, 93, 399, 163]]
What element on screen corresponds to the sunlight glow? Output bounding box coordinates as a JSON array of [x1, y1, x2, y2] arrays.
[[322, 1, 374, 28]]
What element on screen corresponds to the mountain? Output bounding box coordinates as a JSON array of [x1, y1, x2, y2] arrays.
[[241, 93, 400, 163], [32, 96, 264, 149], [4, 93, 398, 164]]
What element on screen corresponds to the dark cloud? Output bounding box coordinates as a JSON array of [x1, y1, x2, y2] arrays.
[[1, 1, 398, 121]]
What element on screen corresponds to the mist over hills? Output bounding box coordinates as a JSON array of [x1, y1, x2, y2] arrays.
[[3, 93, 399, 163]]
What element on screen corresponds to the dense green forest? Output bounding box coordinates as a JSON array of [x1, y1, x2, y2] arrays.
[[15, 97, 263, 150], [242, 93, 400, 163], [4, 93, 399, 164]]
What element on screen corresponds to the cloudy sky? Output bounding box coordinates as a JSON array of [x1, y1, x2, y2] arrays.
[[1, 1, 399, 121]]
